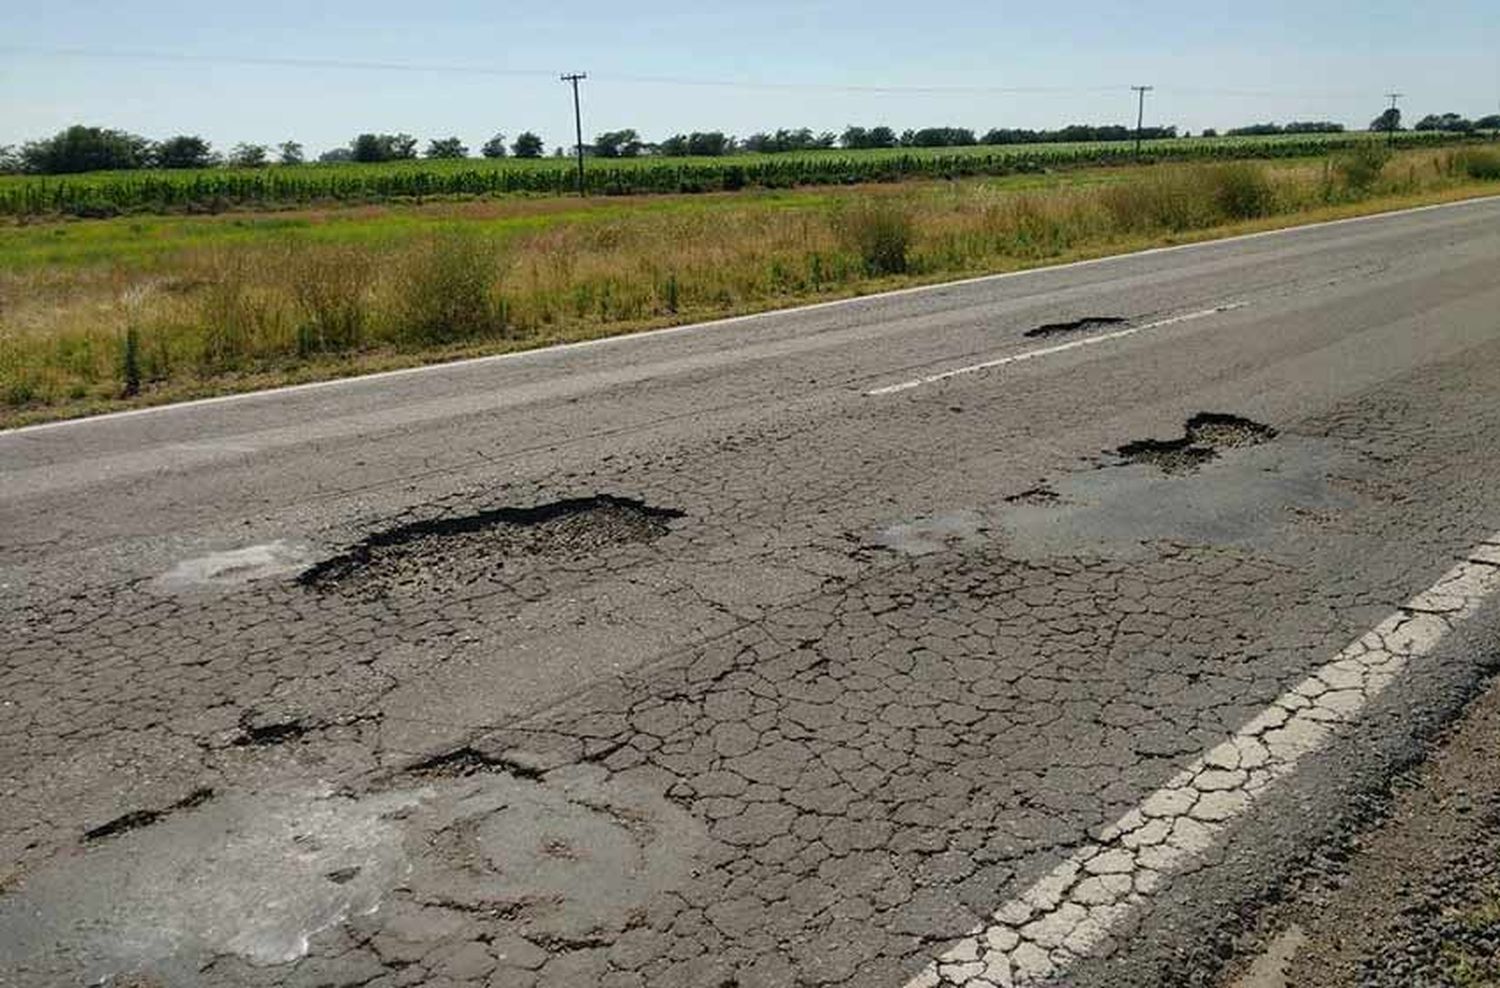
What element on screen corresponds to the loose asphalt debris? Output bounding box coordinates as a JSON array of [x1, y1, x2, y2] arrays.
[[1117, 413, 1278, 474]]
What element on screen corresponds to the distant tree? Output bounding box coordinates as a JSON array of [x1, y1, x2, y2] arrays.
[[867, 126, 898, 148], [226, 143, 269, 167], [657, 134, 690, 156], [153, 135, 216, 169], [905, 127, 977, 148], [512, 132, 544, 158], [277, 141, 305, 165], [319, 147, 355, 163], [350, 133, 386, 162], [552, 146, 565, 157], [686, 131, 732, 155], [741, 132, 772, 153], [349, 133, 419, 163], [426, 136, 468, 159], [1227, 122, 1282, 136], [1476, 114, 1500, 131], [1415, 113, 1474, 133], [389, 134, 418, 159], [0, 145, 18, 173], [1370, 107, 1402, 134], [1201, 128, 1219, 138], [840, 126, 869, 149], [594, 129, 643, 158], [1283, 121, 1344, 134], [481, 133, 509, 158], [19, 125, 152, 174]]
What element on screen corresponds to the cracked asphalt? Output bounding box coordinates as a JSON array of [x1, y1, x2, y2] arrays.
[[3, 198, 1500, 987]]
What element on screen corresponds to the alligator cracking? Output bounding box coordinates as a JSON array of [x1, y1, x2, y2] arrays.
[[1116, 412, 1278, 474], [299, 495, 683, 596]]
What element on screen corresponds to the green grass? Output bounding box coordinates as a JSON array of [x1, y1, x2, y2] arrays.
[[0, 131, 1470, 217], [3, 148, 1497, 427], [1443, 892, 1500, 987]]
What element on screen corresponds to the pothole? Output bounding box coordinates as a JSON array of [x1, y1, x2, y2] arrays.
[[1006, 486, 1061, 506], [82, 788, 215, 844], [1117, 412, 1278, 474], [299, 495, 683, 596], [1024, 315, 1128, 338]]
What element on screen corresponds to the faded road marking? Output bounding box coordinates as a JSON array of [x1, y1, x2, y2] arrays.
[[905, 536, 1500, 988], [865, 304, 1246, 397]]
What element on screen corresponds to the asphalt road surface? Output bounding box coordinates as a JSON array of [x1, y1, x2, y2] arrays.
[[4, 197, 1500, 988]]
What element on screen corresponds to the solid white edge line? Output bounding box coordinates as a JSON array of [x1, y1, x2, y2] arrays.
[[864, 304, 1245, 396], [903, 538, 1500, 988], [5, 193, 1498, 438]]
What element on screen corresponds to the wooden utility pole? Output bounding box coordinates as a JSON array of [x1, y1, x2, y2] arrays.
[[1132, 85, 1154, 158], [561, 72, 587, 196], [1383, 93, 1403, 147]]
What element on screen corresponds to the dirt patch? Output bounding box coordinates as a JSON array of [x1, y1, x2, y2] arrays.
[[1024, 316, 1128, 338], [1218, 676, 1500, 988], [300, 495, 682, 596], [1117, 412, 1277, 474]]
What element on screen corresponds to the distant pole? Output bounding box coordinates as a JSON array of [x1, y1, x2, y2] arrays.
[[1132, 85, 1154, 158], [561, 72, 587, 196], [1384, 92, 1403, 147]]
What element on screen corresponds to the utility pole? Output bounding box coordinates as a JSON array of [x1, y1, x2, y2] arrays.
[[561, 72, 587, 196], [1132, 85, 1154, 158], [1384, 92, 1403, 147]]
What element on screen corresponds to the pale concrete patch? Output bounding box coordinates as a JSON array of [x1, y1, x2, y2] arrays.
[[153, 540, 314, 592]]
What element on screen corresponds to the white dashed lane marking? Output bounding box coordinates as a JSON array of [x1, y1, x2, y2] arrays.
[[906, 534, 1500, 988], [864, 304, 1246, 397]]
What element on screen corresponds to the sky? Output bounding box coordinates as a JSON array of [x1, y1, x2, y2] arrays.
[[4, 1, 1498, 156]]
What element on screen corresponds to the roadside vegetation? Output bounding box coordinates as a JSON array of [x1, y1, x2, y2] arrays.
[[3, 145, 1499, 425]]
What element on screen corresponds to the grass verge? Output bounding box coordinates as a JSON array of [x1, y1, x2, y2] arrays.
[[3, 147, 1499, 428]]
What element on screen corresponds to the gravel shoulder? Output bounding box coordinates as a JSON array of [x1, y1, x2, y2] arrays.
[[1225, 668, 1500, 988]]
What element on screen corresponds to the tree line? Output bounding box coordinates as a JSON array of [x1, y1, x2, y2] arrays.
[[6, 111, 1498, 175], [0, 126, 549, 175]]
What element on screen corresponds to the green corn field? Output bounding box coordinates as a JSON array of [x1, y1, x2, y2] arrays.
[[0, 131, 1470, 217]]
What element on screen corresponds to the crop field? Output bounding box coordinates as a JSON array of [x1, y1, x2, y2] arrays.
[[0, 131, 1470, 217]]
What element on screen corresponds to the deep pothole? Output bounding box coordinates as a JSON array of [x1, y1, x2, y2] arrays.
[[299, 495, 683, 595], [1024, 315, 1128, 338], [1117, 413, 1277, 474]]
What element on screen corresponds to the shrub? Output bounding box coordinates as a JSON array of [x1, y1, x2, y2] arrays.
[[1206, 162, 1275, 219], [1100, 170, 1215, 232], [196, 254, 281, 370], [831, 199, 914, 275], [1333, 143, 1392, 195], [1454, 148, 1500, 180], [290, 246, 374, 354], [397, 233, 506, 345]]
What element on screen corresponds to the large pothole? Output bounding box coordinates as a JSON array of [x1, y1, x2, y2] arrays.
[[1117, 412, 1277, 474], [300, 495, 683, 596]]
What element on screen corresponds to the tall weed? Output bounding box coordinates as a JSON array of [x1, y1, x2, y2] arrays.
[[831, 199, 914, 275], [396, 233, 506, 345]]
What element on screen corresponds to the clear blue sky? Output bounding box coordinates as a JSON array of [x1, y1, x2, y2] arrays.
[[4, 1, 1497, 154]]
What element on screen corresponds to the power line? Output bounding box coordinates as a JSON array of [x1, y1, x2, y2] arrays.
[[0, 46, 1423, 104]]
